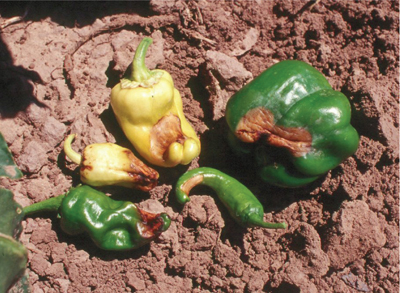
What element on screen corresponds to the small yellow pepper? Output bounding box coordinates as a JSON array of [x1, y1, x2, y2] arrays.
[[110, 37, 201, 167], [64, 134, 159, 191]]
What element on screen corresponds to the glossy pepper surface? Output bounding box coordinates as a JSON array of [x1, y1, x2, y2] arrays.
[[225, 60, 359, 187], [176, 167, 287, 229], [110, 37, 201, 167], [23, 185, 171, 251], [64, 134, 158, 191]]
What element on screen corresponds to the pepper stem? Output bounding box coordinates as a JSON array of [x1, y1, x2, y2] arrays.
[[64, 134, 82, 165], [121, 37, 163, 89], [23, 194, 66, 217], [248, 214, 287, 229], [132, 37, 152, 82]]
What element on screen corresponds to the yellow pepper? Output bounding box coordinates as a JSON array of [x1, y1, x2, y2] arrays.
[[110, 37, 201, 167], [64, 134, 159, 191]]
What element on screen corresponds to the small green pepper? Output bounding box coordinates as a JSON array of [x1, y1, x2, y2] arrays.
[[176, 167, 287, 229], [23, 185, 171, 251], [225, 60, 359, 187]]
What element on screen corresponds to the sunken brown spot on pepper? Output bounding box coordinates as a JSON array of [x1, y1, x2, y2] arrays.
[[236, 107, 312, 157], [136, 208, 168, 239], [122, 150, 159, 191], [150, 114, 187, 161], [80, 165, 93, 172], [181, 174, 204, 195]]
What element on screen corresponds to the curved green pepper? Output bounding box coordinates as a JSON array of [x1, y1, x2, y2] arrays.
[[23, 185, 171, 251], [176, 167, 287, 229], [225, 60, 359, 187]]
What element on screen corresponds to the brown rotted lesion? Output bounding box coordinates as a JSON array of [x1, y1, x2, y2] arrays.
[[180, 174, 204, 195], [136, 208, 167, 239], [236, 107, 312, 157], [123, 150, 159, 191], [149, 114, 187, 161]]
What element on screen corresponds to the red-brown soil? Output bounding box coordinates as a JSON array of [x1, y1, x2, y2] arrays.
[[0, 1, 398, 292]]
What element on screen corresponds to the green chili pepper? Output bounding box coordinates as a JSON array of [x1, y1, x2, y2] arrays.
[[23, 185, 171, 251], [225, 60, 359, 187], [176, 167, 287, 229]]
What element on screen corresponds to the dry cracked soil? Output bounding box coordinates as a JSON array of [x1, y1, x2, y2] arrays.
[[0, 1, 399, 293]]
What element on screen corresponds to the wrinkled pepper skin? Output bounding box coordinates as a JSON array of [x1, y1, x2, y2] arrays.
[[64, 134, 158, 191], [176, 167, 287, 229], [110, 37, 201, 167], [225, 60, 359, 187], [23, 185, 171, 251]]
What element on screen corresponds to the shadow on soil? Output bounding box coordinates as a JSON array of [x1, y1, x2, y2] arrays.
[[0, 34, 45, 118], [0, 1, 154, 118], [0, 1, 153, 28]]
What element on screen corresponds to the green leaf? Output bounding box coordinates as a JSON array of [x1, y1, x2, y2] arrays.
[[0, 189, 28, 292], [0, 234, 28, 293], [0, 189, 24, 239], [0, 133, 29, 292], [0, 132, 23, 179], [8, 271, 31, 293]]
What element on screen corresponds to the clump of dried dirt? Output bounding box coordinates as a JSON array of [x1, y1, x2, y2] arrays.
[[0, 1, 398, 292]]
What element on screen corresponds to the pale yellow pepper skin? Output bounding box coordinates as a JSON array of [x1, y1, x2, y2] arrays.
[[64, 134, 159, 191], [110, 38, 200, 167]]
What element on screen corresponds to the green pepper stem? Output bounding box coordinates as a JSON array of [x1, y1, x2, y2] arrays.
[[248, 214, 287, 229], [131, 37, 153, 82], [64, 134, 82, 165], [23, 194, 65, 217], [158, 213, 172, 232], [120, 37, 163, 88]]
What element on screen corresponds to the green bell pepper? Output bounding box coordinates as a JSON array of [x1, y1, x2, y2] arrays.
[[225, 60, 359, 187], [23, 185, 171, 251], [176, 167, 287, 229]]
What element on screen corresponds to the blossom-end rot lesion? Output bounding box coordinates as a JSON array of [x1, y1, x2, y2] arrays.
[[235, 107, 312, 157], [150, 114, 201, 167], [137, 208, 171, 239]]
